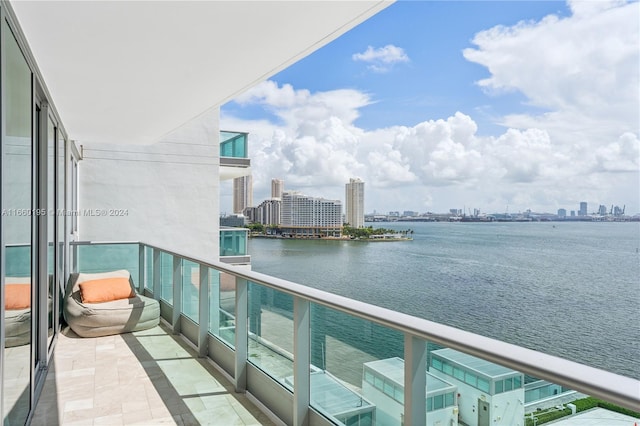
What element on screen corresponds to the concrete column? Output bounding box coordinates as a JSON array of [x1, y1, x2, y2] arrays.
[[235, 278, 248, 392], [404, 334, 427, 426], [293, 297, 310, 426]]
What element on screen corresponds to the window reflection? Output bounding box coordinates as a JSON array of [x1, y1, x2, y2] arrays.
[[3, 18, 33, 425]]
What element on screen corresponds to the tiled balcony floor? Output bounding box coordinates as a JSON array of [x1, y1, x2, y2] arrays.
[[31, 323, 277, 425]]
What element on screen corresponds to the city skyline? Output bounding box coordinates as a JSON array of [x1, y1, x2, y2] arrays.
[[222, 174, 635, 219], [220, 1, 639, 216]]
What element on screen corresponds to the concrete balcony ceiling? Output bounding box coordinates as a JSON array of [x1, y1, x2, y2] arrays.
[[10, 1, 392, 145]]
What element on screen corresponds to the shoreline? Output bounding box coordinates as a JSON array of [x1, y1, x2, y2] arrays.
[[250, 234, 412, 242]]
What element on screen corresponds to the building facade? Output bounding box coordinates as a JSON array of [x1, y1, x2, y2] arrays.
[[251, 198, 282, 226], [271, 178, 284, 200], [281, 191, 342, 237], [233, 175, 253, 214], [579, 202, 588, 216], [345, 177, 365, 228]]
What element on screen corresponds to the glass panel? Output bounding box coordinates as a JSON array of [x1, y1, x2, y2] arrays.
[[433, 394, 444, 410], [445, 392, 455, 407], [504, 377, 513, 391], [374, 375, 383, 390], [464, 372, 477, 387], [160, 252, 173, 303], [478, 377, 490, 393], [431, 358, 442, 371], [71, 159, 78, 233], [75, 243, 140, 287], [427, 397, 433, 412], [3, 18, 33, 425], [453, 366, 465, 381], [56, 130, 65, 341], [219, 131, 247, 158], [394, 385, 404, 404], [212, 270, 235, 347], [181, 260, 199, 322], [247, 282, 293, 387], [311, 304, 403, 426], [47, 118, 55, 344], [383, 380, 394, 397], [495, 380, 504, 394], [513, 375, 522, 389], [220, 228, 248, 256], [364, 371, 374, 385]]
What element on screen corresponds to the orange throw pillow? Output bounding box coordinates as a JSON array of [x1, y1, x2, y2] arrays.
[[79, 277, 135, 303], [5, 284, 31, 310]]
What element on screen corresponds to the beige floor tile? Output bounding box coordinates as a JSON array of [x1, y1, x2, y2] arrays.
[[31, 323, 276, 425]]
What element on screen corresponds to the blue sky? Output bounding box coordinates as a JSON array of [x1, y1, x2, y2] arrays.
[[221, 0, 639, 215], [225, 1, 567, 134]]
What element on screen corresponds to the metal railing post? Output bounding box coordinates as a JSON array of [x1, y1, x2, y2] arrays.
[[152, 248, 160, 300], [198, 264, 209, 357], [293, 297, 310, 426], [172, 256, 182, 334], [404, 334, 427, 426], [138, 244, 145, 293], [235, 277, 248, 392]]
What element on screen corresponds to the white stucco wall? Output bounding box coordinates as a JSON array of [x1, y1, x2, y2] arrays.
[[429, 369, 524, 426], [77, 108, 220, 262]]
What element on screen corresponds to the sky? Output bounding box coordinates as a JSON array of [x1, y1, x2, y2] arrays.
[[220, 0, 639, 216]]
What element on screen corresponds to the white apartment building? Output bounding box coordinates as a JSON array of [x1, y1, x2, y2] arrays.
[[281, 191, 342, 237], [345, 177, 365, 228], [252, 198, 282, 227]]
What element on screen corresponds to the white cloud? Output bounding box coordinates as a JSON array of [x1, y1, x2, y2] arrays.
[[222, 1, 639, 214], [223, 79, 637, 213], [352, 44, 410, 73], [462, 0, 638, 139]]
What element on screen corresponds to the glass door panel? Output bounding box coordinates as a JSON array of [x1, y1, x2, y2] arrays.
[[3, 18, 33, 426]]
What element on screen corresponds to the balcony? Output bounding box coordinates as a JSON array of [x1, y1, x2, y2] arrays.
[[32, 241, 640, 426], [220, 227, 251, 265], [220, 131, 250, 180]]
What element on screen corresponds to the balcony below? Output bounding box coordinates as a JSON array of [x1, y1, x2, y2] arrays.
[[220, 131, 250, 180]]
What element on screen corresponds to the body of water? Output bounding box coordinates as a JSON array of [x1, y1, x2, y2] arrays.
[[248, 221, 640, 379]]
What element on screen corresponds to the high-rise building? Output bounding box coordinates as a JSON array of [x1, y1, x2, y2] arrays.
[[255, 198, 282, 226], [579, 201, 588, 216], [345, 178, 365, 228], [271, 178, 284, 200], [557, 208, 567, 218], [233, 175, 253, 214], [281, 191, 342, 237]]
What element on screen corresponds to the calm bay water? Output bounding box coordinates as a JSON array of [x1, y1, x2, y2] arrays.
[[248, 221, 640, 379]]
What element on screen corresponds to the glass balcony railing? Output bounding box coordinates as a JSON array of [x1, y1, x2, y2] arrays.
[[70, 241, 640, 426], [220, 227, 248, 257], [220, 131, 248, 158]]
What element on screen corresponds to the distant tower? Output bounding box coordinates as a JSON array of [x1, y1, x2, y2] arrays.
[[345, 178, 365, 228], [233, 175, 253, 214], [271, 178, 284, 200], [579, 202, 587, 216]]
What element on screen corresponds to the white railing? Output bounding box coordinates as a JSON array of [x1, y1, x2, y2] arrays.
[[71, 241, 640, 425]]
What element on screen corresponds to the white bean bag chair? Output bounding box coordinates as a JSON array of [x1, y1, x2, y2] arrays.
[[64, 269, 160, 338]]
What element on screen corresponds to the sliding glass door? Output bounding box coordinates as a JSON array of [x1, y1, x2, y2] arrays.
[[2, 16, 33, 426]]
